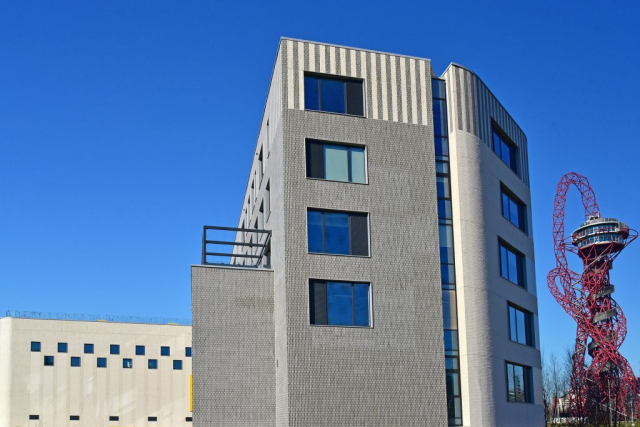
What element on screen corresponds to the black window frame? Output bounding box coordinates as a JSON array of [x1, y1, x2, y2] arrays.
[[492, 123, 519, 175], [505, 361, 533, 403], [307, 208, 370, 257], [29, 415, 39, 420], [508, 303, 535, 347], [309, 279, 372, 327], [305, 139, 368, 184], [501, 184, 527, 233], [499, 239, 526, 289], [148, 416, 158, 422], [304, 72, 365, 117]]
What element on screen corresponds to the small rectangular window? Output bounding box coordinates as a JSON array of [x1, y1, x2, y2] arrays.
[[173, 360, 183, 370], [110, 344, 120, 355], [501, 186, 527, 232], [109, 416, 120, 421], [84, 343, 94, 354], [97, 357, 107, 368], [148, 416, 158, 422], [123, 358, 133, 369], [58, 342, 68, 353], [186, 417, 193, 422], [186, 347, 192, 357], [31, 341, 41, 352], [304, 74, 364, 116], [161, 346, 170, 356], [306, 140, 367, 184], [71, 357, 81, 367], [509, 304, 535, 346], [307, 209, 369, 256], [44, 355, 54, 366], [309, 280, 371, 327], [29, 415, 39, 420], [70, 415, 80, 421], [492, 126, 518, 174], [136, 345, 145, 356], [258, 147, 264, 185], [500, 241, 526, 288], [506, 362, 533, 403], [148, 359, 158, 369]]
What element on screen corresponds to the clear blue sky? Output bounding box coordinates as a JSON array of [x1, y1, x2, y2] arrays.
[[1, 1, 639, 368]]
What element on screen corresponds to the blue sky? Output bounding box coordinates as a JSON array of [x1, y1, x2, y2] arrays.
[[1, 1, 639, 368]]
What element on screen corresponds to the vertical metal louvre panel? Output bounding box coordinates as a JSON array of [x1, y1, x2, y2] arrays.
[[310, 280, 328, 325], [306, 140, 324, 179], [349, 213, 369, 256]]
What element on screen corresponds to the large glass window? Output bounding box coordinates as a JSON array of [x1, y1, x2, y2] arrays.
[[501, 186, 526, 232], [309, 280, 370, 327], [500, 241, 525, 288], [306, 140, 366, 184], [493, 127, 518, 173], [307, 209, 369, 256], [304, 74, 364, 116], [506, 362, 532, 403], [509, 304, 534, 346]]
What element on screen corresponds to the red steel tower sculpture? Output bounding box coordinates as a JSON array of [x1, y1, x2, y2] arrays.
[[548, 172, 639, 418]]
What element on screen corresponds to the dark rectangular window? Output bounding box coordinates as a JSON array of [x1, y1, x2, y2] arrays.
[[70, 415, 80, 421], [307, 209, 369, 256], [501, 186, 526, 232], [186, 417, 193, 422], [309, 280, 370, 327], [84, 343, 94, 354], [123, 358, 133, 369], [173, 360, 183, 370], [445, 356, 462, 425], [306, 140, 366, 184], [442, 290, 458, 330], [186, 347, 192, 357], [44, 355, 54, 366], [110, 344, 120, 355], [71, 357, 81, 367], [509, 304, 535, 346], [58, 342, 68, 353], [506, 362, 533, 403], [31, 341, 41, 352], [492, 126, 518, 173], [148, 359, 158, 369], [161, 346, 170, 356], [29, 415, 39, 420], [109, 416, 120, 421], [304, 74, 364, 116], [136, 345, 145, 356], [97, 357, 107, 368], [148, 416, 158, 422], [500, 241, 526, 288]]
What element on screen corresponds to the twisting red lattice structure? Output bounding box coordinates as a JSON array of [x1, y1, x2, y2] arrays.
[[548, 172, 639, 419]]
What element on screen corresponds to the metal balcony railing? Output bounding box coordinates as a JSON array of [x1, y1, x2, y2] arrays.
[[201, 226, 271, 268]]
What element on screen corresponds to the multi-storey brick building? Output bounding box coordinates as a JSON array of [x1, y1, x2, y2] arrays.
[[192, 38, 544, 427]]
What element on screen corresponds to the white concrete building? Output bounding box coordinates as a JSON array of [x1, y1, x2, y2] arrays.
[[0, 312, 192, 427]]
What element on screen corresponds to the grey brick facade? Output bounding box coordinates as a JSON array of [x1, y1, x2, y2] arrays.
[[192, 39, 544, 427]]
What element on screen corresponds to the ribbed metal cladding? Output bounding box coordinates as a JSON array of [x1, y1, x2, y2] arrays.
[[282, 38, 432, 126], [442, 64, 530, 187]]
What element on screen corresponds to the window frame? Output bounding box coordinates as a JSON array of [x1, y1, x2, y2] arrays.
[[31, 341, 41, 352], [58, 342, 68, 353], [508, 303, 535, 347], [306, 208, 371, 257], [160, 346, 170, 356], [97, 357, 107, 368], [123, 358, 133, 369], [136, 345, 145, 356], [505, 361, 533, 403], [305, 139, 369, 185], [110, 344, 120, 355], [492, 123, 519, 175], [44, 355, 54, 366], [71, 357, 81, 367], [84, 343, 94, 354], [499, 239, 526, 289], [304, 72, 366, 117], [148, 359, 158, 369], [173, 360, 183, 370], [501, 184, 527, 234], [308, 279, 373, 328]]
